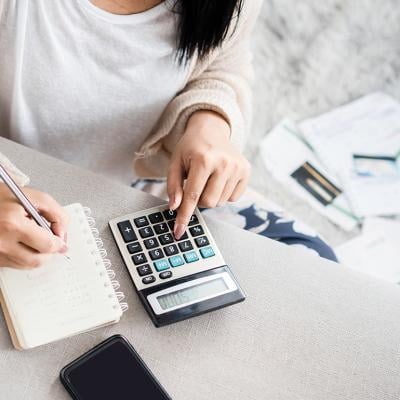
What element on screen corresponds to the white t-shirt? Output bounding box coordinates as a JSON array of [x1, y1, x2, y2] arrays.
[[0, 0, 189, 183]]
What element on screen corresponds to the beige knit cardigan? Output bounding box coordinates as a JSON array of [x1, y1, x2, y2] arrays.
[[0, 0, 263, 187]]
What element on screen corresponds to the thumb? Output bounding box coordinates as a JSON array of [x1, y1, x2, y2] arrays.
[[167, 158, 184, 210]]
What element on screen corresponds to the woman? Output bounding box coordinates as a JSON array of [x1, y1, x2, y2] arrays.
[[0, 0, 336, 269]]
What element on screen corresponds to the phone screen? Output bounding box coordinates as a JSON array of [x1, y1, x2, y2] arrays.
[[61, 336, 170, 400]]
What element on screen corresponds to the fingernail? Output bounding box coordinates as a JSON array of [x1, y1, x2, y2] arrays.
[[174, 223, 186, 240], [169, 193, 180, 211], [168, 194, 175, 210]]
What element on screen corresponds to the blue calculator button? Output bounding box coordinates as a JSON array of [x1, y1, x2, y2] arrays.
[[200, 246, 215, 258], [169, 255, 184, 268], [154, 259, 170, 272], [184, 251, 199, 263]]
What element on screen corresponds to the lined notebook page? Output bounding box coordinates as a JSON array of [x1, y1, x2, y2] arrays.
[[0, 204, 122, 349]]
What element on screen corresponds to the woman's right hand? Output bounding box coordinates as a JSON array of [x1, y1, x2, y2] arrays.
[[0, 183, 69, 269]]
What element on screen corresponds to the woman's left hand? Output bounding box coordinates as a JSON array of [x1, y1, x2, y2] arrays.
[[167, 110, 251, 239]]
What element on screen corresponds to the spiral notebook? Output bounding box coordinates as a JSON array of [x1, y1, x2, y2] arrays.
[[0, 203, 127, 350]]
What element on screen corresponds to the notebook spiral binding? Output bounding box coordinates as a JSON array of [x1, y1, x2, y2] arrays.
[[83, 207, 128, 313]]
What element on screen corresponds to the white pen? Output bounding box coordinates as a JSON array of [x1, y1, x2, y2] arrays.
[[0, 163, 71, 262]]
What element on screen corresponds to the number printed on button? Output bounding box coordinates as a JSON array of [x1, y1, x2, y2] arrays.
[[149, 248, 164, 260]]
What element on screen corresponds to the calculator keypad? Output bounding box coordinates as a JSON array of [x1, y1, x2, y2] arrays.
[[113, 207, 219, 287]]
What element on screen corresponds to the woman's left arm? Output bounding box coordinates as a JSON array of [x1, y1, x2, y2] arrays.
[[134, 0, 263, 238]]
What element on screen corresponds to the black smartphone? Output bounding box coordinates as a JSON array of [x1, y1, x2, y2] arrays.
[[60, 335, 171, 400]]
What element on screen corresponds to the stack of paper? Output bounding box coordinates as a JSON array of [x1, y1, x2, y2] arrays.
[[299, 92, 400, 217], [259, 119, 358, 231], [259, 92, 400, 284]]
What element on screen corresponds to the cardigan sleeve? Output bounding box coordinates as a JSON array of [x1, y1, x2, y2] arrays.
[[133, 0, 263, 178]]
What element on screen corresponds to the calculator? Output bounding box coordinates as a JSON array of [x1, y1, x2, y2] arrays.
[[109, 205, 245, 327]]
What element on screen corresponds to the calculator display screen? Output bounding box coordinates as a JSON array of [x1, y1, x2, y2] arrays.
[[157, 278, 228, 310]]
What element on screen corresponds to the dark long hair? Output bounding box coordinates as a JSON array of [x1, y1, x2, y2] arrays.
[[174, 0, 244, 63]]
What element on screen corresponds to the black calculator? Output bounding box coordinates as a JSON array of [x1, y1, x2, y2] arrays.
[[109, 205, 245, 327]]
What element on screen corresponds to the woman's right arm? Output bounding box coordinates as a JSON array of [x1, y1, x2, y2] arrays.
[[0, 159, 69, 269]]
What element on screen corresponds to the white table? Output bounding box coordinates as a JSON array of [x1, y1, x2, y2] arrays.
[[1, 137, 400, 399]]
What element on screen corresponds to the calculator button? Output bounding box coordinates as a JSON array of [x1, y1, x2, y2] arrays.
[[127, 242, 142, 254], [154, 223, 169, 235], [178, 240, 193, 252], [169, 255, 184, 268], [200, 246, 215, 259], [184, 251, 199, 263], [142, 275, 156, 284], [188, 214, 199, 226], [137, 264, 152, 276], [149, 212, 164, 224], [154, 259, 170, 272], [149, 248, 164, 260], [159, 271, 172, 280], [139, 226, 154, 239], [162, 209, 177, 220], [134, 216, 149, 228], [132, 253, 147, 265], [195, 236, 209, 248], [117, 221, 137, 243], [167, 220, 175, 231], [144, 237, 159, 249], [159, 233, 174, 245], [164, 244, 178, 256], [189, 225, 204, 237]]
